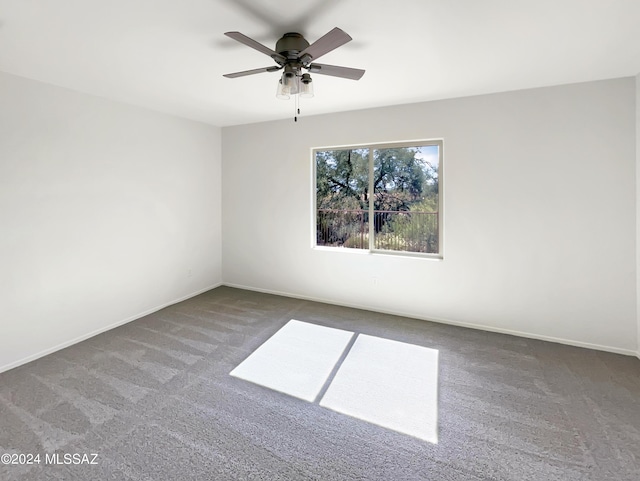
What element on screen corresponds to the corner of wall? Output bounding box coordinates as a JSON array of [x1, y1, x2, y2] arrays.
[[636, 72, 640, 358]]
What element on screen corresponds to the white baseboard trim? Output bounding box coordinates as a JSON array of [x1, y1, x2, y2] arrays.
[[0, 282, 222, 374], [223, 282, 638, 358]]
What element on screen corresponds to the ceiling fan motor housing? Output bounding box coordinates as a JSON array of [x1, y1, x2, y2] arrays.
[[276, 33, 310, 60]]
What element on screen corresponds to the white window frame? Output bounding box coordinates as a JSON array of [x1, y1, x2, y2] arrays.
[[312, 139, 444, 259]]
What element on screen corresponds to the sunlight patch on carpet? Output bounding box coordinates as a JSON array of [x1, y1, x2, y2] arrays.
[[230, 320, 439, 443], [319, 334, 439, 443], [230, 319, 354, 401]]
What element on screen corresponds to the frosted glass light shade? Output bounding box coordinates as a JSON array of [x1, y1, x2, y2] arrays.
[[284, 73, 299, 95], [300, 74, 314, 98], [276, 72, 313, 99], [276, 78, 290, 100]]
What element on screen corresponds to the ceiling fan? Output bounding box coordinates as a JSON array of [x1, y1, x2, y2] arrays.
[[223, 27, 365, 103]]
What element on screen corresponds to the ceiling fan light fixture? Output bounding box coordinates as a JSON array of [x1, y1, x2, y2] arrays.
[[284, 72, 299, 96], [300, 73, 314, 98], [276, 71, 301, 99], [276, 78, 290, 100]]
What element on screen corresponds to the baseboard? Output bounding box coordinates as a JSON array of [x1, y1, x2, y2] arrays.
[[222, 282, 638, 358], [0, 282, 222, 374]]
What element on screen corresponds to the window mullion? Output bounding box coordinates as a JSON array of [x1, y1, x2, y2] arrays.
[[368, 146, 374, 251]]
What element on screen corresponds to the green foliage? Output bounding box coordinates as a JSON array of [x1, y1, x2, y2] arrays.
[[373, 148, 433, 212], [316, 149, 369, 210], [376, 211, 439, 253]]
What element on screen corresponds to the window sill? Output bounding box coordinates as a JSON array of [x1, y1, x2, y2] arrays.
[[312, 246, 443, 261]]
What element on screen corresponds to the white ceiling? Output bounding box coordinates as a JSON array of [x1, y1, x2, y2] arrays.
[[0, 0, 639, 127]]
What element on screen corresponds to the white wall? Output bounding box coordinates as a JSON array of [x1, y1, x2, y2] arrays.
[[0, 71, 222, 371], [222, 78, 637, 354]]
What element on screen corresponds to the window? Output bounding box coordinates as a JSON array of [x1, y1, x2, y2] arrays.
[[315, 140, 442, 256]]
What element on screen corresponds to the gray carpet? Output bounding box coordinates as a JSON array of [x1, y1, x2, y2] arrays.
[[1, 286, 639, 480]]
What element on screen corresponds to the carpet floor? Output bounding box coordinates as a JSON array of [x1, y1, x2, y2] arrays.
[[1, 286, 639, 480]]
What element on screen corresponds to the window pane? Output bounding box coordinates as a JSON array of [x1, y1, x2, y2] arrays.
[[373, 145, 439, 253], [316, 149, 369, 249]]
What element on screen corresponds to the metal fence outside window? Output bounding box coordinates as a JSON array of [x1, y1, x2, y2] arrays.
[[317, 209, 438, 253]]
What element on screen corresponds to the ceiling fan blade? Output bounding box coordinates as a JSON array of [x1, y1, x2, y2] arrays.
[[307, 63, 365, 80], [223, 66, 282, 78], [224, 31, 286, 63], [299, 27, 352, 61]]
